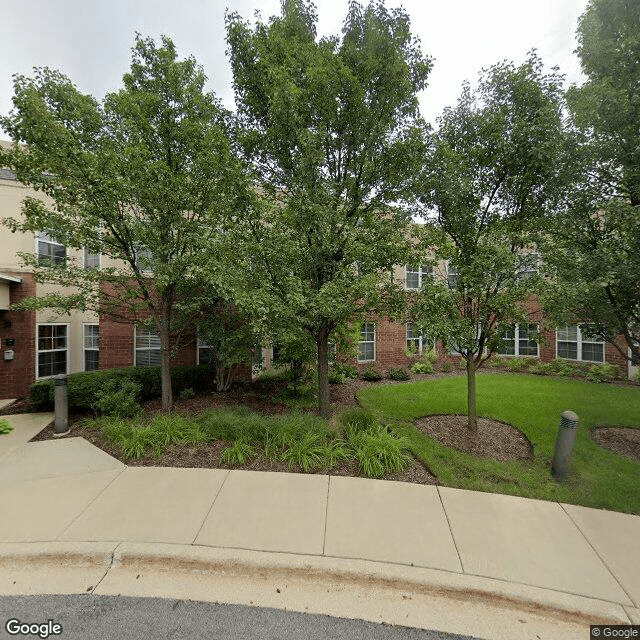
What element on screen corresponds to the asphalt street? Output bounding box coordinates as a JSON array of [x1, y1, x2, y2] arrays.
[[0, 595, 479, 640]]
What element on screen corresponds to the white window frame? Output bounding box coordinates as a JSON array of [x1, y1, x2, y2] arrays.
[[358, 323, 376, 362], [134, 326, 162, 367], [36, 232, 66, 267], [446, 262, 459, 289], [406, 322, 424, 353], [556, 325, 605, 363], [405, 264, 433, 290], [197, 333, 214, 365], [496, 323, 539, 357], [83, 247, 101, 270], [516, 251, 540, 283], [134, 246, 153, 274], [36, 323, 69, 379], [82, 323, 100, 371]]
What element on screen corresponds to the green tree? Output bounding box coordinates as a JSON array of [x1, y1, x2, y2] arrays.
[[0, 35, 248, 411], [226, 0, 430, 417], [413, 53, 566, 432], [541, 0, 640, 363]]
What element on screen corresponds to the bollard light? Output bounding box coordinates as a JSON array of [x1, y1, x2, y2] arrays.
[[54, 376, 70, 436], [552, 410, 579, 480]]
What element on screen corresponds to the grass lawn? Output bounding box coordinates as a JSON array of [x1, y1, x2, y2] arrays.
[[357, 373, 640, 514]]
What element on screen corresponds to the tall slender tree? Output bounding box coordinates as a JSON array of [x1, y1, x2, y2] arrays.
[[1, 35, 248, 411], [413, 53, 567, 431], [541, 0, 640, 363], [226, 0, 431, 417]]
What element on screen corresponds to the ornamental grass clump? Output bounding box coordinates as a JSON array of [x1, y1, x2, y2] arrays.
[[347, 424, 412, 479]]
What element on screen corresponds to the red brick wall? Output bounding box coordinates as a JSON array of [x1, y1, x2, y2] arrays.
[[346, 303, 632, 376], [0, 272, 36, 399], [99, 316, 135, 369]]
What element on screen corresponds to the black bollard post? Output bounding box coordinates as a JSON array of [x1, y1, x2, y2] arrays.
[[552, 410, 579, 480], [54, 376, 70, 436]]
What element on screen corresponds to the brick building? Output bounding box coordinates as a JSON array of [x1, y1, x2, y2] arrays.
[[0, 145, 637, 400]]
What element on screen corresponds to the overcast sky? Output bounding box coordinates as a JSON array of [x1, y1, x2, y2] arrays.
[[0, 0, 589, 133]]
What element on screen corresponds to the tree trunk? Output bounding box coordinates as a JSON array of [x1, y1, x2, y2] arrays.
[[466, 357, 477, 433], [316, 330, 331, 419], [158, 319, 173, 413]]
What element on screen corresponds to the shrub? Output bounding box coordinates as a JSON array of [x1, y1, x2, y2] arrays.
[[529, 362, 553, 376], [328, 369, 346, 384], [333, 363, 358, 379], [360, 365, 383, 381], [179, 387, 196, 400], [506, 358, 529, 372], [0, 418, 13, 435], [488, 356, 505, 368], [387, 366, 410, 381], [411, 361, 433, 374], [423, 348, 438, 364], [441, 362, 453, 373], [28, 364, 215, 410], [254, 367, 291, 384], [93, 379, 142, 418], [546, 359, 582, 377], [586, 363, 620, 383]]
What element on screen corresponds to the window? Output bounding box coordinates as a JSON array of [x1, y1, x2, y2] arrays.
[[135, 327, 161, 366], [84, 247, 100, 270], [37, 232, 66, 266], [358, 323, 375, 362], [134, 246, 153, 274], [197, 334, 215, 365], [83, 324, 99, 371], [497, 326, 516, 356], [496, 323, 539, 357], [37, 324, 67, 378], [516, 252, 540, 282], [557, 325, 604, 363], [405, 264, 432, 290], [446, 263, 459, 289], [406, 323, 424, 353]]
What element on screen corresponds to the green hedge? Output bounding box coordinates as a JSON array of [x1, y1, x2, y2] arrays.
[[29, 364, 215, 410]]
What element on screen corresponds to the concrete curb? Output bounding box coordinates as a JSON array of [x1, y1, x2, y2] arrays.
[[0, 541, 632, 638]]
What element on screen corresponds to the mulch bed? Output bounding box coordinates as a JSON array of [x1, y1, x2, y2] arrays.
[[19, 371, 532, 483], [30, 415, 438, 485], [591, 427, 640, 462], [415, 414, 533, 462]]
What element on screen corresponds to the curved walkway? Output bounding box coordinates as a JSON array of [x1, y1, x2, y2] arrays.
[[1, 413, 639, 640]]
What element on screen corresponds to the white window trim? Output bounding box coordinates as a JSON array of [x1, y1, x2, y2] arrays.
[[134, 325, 162, 367], [134, 246, 154, 274], [196, 333, 213, 365], [496, 323, 540, 357], [83, 247, 101, 270], [556, 325, 605, 363], [82, 323, 100, 372], [406, 322, 422, 353], [36, 323, 69, 379], [446, 262, 458, 289], [515, 251, 541, 282], [404, 264, 433, 290], [35, 232, 66, 267], [358, 323, 376, 363]]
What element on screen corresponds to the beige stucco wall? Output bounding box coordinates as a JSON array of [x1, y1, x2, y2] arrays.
[[1, 166, 99, 378]]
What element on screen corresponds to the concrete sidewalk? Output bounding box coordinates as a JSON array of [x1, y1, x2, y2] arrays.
[[0, 412, 639, 639]]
